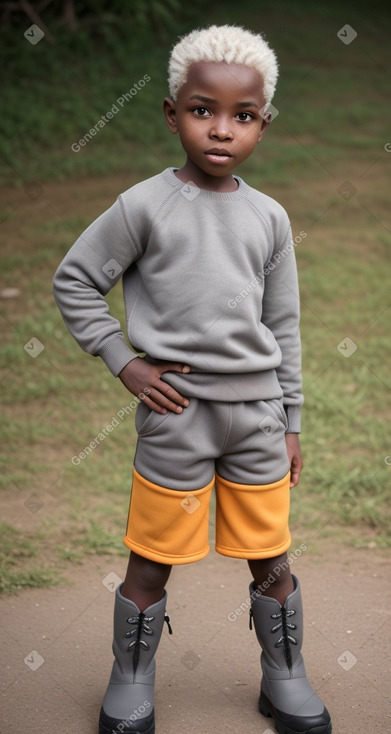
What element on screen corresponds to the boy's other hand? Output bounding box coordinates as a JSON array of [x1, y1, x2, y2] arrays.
[[285, 433, 303, 488], [119, 357, 191, 415]]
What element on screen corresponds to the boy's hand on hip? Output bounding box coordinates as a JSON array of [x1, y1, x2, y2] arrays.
[[119, 357, 191, 414], [285, 433, 303, 488]]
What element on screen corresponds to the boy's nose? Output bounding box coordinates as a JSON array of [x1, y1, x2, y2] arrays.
[[210, 117, 233, 140]]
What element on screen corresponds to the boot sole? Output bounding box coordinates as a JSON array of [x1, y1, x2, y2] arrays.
[[99, 707, 155, 734], [99, 726, 154, 734], [259, 691, 332, 734]]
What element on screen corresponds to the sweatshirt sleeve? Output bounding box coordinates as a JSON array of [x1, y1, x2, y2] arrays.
[[261, 222, 303, 433], [53, 196, 142, 376]]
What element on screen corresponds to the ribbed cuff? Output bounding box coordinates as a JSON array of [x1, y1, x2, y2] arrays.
[[285, 404, 301, 433], [98, 335, 138, 376]]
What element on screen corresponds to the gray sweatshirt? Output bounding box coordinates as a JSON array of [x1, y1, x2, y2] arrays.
[[53, 168, 303, 432]]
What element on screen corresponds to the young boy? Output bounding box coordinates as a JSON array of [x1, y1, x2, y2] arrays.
[[53, 24, 332, 734]]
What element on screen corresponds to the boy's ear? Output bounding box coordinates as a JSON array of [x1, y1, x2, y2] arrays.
[[163, 97, 178, 134]]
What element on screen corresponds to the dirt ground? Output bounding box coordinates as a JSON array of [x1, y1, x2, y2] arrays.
[[1, 538, 390, 734]]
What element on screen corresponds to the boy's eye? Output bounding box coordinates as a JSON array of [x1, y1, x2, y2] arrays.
[[236, 112, 255, 122], [193, 106, 211, 117]]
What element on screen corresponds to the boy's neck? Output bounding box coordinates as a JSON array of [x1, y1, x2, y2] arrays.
[[174, 160, 239, 193]]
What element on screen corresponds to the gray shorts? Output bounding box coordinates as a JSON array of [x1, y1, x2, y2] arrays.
[[134, 397, 290, 490]]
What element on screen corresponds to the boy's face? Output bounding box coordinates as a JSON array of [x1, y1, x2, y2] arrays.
[[164, 61, 269, 186]]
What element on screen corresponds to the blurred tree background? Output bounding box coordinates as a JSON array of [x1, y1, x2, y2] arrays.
[[1, 0, 389, 186], [1, 0, 198, 41], [0, 0, 214, 184]]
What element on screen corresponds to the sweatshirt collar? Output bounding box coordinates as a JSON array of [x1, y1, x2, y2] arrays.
[[162, 167, 248, 201]]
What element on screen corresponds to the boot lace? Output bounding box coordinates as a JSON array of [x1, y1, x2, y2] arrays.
[[125, 612, 172, 674], [270, 607, 297, 670]]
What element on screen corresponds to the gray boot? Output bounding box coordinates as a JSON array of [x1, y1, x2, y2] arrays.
[[99, 586, 172, 734], [249, 575, 332, 734]]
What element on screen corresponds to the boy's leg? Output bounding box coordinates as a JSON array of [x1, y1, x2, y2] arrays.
[[248, 553, 293, 605], [100, 399, 216, 734], [248, 555, 331, 732], [99, 551, 172, 734], [249, 572, 332, 734], [214, 400, 331, 733], [121, 550, 172, 610]]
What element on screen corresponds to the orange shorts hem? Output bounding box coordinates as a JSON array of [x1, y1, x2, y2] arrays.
[[123, 536, 210, 565], [215, 534, 292, 560]]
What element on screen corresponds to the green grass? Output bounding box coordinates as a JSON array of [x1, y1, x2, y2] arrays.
[[0, 524, 61, 593], [1, 0, 390, 592]]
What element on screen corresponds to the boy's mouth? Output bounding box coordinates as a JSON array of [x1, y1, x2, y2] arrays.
[[205, 148, 233, 164]]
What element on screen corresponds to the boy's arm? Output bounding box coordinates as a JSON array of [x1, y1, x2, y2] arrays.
[[53, 198, 190, 412], [261, 223, 304, 486], [285, 433, 303, 488], [53, 198, 138, 376], [261, 224, 303, 433]]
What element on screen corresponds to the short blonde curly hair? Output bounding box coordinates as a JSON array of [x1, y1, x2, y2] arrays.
[[168, 24, 278, 107]]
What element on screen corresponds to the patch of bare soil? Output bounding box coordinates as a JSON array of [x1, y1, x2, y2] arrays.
[[0, 540, 390, 734]]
